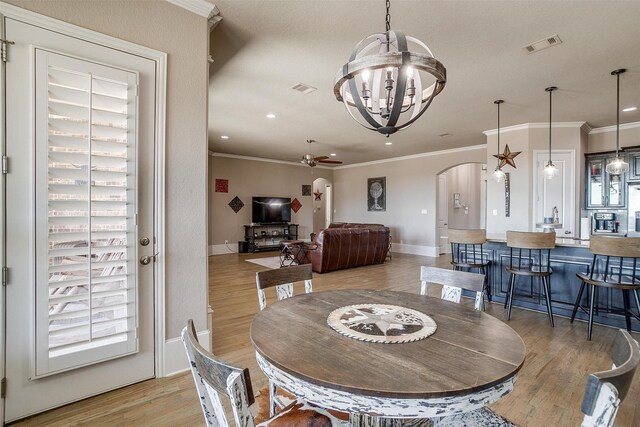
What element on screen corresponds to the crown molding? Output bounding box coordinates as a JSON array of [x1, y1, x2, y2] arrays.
[[333, 144, 487, 170], [166, 0, 219, 19], [589, 121, 640, 135], [483, 122, 588, 136], [210, 152, 333, 169]]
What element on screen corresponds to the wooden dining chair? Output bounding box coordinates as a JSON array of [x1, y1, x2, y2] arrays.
[[181, 319, 349, 427], [433, 329, 639, 427], [420, 266, 486, 311], [255, 263, 313, 415], [255, 263, 313, 311], [570, 235, 640, 340]]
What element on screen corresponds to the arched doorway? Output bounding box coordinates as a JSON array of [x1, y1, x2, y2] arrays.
[[436, 163, 487, 254], [313, 178, 332, 233]]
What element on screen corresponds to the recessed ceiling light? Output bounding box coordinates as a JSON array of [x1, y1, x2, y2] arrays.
[[220, 135, 229, 139], [266, 113, 276, 119], [623, 107, 637, 112], [439, 132, 453, 137], [330, 153, 337, 156], [385, 141, 393, 145]]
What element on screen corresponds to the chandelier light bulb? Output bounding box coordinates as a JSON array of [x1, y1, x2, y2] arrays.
[[544, 161, 558, 179], [492, 167, 506, 183], [406, 66, 414, 77], [362, 69, 370, 81]]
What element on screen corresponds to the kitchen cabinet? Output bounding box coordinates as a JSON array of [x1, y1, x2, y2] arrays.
[[627, 149, 640, 181], [585, 154, 626, 208]]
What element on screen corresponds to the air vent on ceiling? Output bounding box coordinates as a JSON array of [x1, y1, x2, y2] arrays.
[[291, 83, 317, 94], [522, 34, 562, 54]]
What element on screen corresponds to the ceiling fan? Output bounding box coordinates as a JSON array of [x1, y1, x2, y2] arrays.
[[300, 139, 343, 167]]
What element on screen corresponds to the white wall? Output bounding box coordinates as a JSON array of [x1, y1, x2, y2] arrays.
[[485, 123, 587, 239], [332, 146, 486, 256], [208, 155, 333, 251]]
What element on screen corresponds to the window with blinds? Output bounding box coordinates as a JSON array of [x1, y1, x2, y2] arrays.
[[34, 50, 139, 376]]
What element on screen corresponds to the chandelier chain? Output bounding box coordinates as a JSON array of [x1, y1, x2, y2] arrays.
[[385, 0, 391, 32]]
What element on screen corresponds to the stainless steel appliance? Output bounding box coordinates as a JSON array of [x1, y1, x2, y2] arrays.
[[627, 184, 640, 236], [593, 212, 618, 233]]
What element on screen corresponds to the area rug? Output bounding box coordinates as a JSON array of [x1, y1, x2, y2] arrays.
[[245, 256, 283, 269]]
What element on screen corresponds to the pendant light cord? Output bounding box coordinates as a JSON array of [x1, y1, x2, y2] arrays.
[[385, 0, 391, 32], [548, 88, 552, 162], [616, 70, 620, 157], [494, 100, 503, 168]]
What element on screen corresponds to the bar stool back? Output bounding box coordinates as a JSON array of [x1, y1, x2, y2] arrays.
[[448, 228, 492, 301], [571, 235, 640, 340], [505, 231, 556, 326]]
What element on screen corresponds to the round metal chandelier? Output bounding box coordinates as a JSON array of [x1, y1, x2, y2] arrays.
[[333, 0, 447, 137]]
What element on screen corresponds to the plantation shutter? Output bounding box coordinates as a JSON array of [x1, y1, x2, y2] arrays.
[[34, 49, 139, 376]]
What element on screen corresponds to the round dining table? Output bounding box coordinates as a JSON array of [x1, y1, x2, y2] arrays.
[[250, 288, 526, 425]]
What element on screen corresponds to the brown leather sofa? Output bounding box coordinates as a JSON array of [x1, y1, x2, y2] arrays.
[[306, 223, 390, 273]]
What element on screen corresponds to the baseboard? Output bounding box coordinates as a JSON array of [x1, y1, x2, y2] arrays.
[[209, 244, 237, 255], [392, 243, 439, 257], [164, 329, 210, 376]]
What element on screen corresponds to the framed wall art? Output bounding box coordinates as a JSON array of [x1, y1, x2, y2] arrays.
[[367, 177, 386, 212]]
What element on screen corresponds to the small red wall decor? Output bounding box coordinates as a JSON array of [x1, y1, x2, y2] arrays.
[[215, 179, 229, 193]]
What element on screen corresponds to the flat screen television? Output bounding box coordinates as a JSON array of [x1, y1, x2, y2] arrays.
[[252, 197, 291, 224]]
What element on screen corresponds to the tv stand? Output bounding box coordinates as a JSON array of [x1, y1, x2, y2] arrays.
[[244, 223, 299, 252]]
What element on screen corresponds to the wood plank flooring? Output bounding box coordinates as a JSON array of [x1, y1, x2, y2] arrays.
[[11, 252, 640, 426]]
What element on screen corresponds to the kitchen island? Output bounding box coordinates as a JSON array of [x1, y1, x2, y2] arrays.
[[482, 238, 639, 332]]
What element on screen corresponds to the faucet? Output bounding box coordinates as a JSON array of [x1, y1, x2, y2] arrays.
[[552, 206, 559, 224]]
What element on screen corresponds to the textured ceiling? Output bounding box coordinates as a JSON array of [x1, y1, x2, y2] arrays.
[[208, 0, 640, 166]]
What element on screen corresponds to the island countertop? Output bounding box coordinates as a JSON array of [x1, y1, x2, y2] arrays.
[[487, 237, 590, 248]]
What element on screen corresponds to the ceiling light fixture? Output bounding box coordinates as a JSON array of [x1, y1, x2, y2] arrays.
[[492, 100, 506, 183], [330, 153, 337, 157], [385, 141, 393, 145], [544, 87, 558, 179], [266, 113, 276, 119], [623, 106, 637, 112], [606, 69, 629, 175], [220, 135, 229, 139], [333, 0, 446, 137]]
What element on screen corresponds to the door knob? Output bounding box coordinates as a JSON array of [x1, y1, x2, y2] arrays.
[[140, 237, 150, 246], [140, 253, 158, 265]]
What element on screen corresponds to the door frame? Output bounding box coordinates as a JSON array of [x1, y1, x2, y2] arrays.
[[0, 4, 168, 419], [531, 149, 576, 236]]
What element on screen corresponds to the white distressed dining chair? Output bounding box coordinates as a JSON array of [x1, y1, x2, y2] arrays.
[[255, 263, 313, 311], [434, 329, 640, 427], [255, 263, 312, 415], [420, 266, 486, 311], [181, 319, 349, 427]]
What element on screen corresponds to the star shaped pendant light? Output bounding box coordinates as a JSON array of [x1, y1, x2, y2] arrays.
[[494, 144, 522, 169]]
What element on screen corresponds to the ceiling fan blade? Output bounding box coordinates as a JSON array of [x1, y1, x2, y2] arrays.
[[313, 156, 330, 161], [318, 159, 343, 164]]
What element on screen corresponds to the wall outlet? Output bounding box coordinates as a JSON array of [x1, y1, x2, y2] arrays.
[[421, 209, 428, 215], [224, 239, 228, 244], [492, 209, 498, 216]]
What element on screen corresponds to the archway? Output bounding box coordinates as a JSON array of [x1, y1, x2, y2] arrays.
[[436, 163, 487, 254], [313, 177, 332, 233]]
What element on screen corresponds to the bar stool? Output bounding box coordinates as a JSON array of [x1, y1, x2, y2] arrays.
[[504, 231, 555, 326], [448, 228, 492, 301], [571, 235, 640, 340]]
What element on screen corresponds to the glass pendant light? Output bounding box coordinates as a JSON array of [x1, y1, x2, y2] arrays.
[[492, 100, 506, 182], [605, 69, 629, 175], [543, 87, 559, 179]]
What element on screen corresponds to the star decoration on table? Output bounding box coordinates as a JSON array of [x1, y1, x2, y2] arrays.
[[327, 304, 437, 343], [493, 144, 522, 169], [313, 190, 323, 201]]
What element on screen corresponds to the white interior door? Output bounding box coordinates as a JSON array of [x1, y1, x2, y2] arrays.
[[437, 173, 449, 254], [533, 151, 575, 236], [3, 17, 156, 422]]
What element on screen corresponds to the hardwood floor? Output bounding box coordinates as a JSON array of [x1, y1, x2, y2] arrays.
[[12, 252, 640, 426]]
